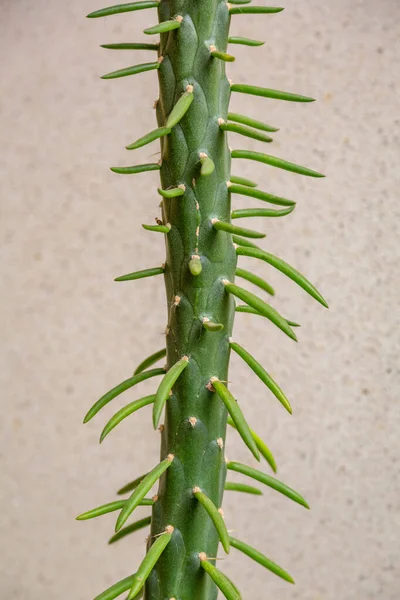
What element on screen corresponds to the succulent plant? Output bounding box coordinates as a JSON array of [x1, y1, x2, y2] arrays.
[[77, 1, 327, 599]]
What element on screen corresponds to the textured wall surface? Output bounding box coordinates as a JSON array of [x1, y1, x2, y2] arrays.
[[1, 1, 399, 599]]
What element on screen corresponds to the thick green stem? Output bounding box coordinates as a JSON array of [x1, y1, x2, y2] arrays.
[[146, 1, 235, 598]]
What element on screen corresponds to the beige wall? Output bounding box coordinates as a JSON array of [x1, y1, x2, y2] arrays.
[[1, 1, 399, 598]]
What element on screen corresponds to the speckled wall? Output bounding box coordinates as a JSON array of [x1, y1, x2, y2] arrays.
[[1, 0, 399, 599]]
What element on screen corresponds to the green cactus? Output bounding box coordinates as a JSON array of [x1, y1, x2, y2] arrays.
[[79, 1, 327, 599]]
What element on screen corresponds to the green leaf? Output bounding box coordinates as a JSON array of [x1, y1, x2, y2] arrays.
[[210, 49, 235, 62], [100, 42, 159, 51], [203, 319, 224, 332], [211, 378, 260, 461], [126, 126, 170, 150], [200, 559, 241, 600], [87, 1, 158, 18], [142, 223, 171, 233], [227, 461, 309, 508], [116, 456, 174, 531], [114, 266, 164, 282], [231, 206, 295, 219], [228, 112, 279, 133], [127, 527, 173, 599], [100, 394, 155, 443], [76, 498, 152, 521], [229, 0, 252, 4], [220, 122, 272, 143], [108, 516, 152, 544], [117, 473, 149, 495], [144, 20, 181, 35], [200, 155, 215, 176], [223, 281, 297, 341], [229, 536, 294, 583], [166, 90, 194, 128], [193, 488, 230, 553], [230, 6, 284, 14], [101, 61, 159, 79], [230, 175, 258, 188], [227, 415, 276, 472], [134, 348, 166, 376], [231, 84, 314, 103], [228, 36, 264, 47], [236, 246, 329, 307], [93, 573, 136, 600], [231, 235, 262, 250], [224, 482, 263, 495], [212, 219, 265, 239], [157, 186, 185, 198], [232, 149, 325, 177], [230, 342, 292, 413], [286, 319, 301, 328], [189, 256, 202, 276], [110, 163, 160, 175], [153, 356, 189, 428], [229, 183, 295, 207], [235, 268, 275, 296], [83, 368, 164, 423]]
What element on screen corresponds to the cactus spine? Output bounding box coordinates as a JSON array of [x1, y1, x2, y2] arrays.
[[80, 2, 327, 599]]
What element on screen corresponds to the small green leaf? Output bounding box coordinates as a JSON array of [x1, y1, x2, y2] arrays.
[[87, 1, 158, 18], [153, 357, 189, 428], [223, 282, 297, 341], [116, 456, 174, 531], [127, 527, 173, 599], [144, 19, 181, 35], [142, 223, 171, 233], [200, 559, 241, 600], [231, 84, 314, 103], [117, 473, 149, 495], [230, 6, 284, 14], [229, 0, 251, 4], [230, 342, 292, 413], [231, 206, 295, 219], [203, 320, 224, 332], [101, 61, 159, 79], [224, 482, 263, 495], [220, 122, 272, 143], [114, 266, 164, 282], [126, 126, 170, 150], [100, 42, 159, 50], [232, 149, 325, 177], [110, 163, 160, 175], [83, 368, 164, 423], [227, 415, 276, 472], [189, 256, 202, 276], [228, 112, 279, 133], [134, 348, 166, 376], [231, 235, 262, 250], [228, 36, 264, 47], [193, 488, 230, 553], [236, 246, 329, 307], [76, 498, 152, 521], [93, 573, 136, 600], [166, 90, 194, 128], [100, 394, 155, 443], [235, 268, 275, 296], [200, 155, 215, 176], [108, 516, 151, 544], [157, 186, 185, 198], [229, 536, 294, 583], [211, 378, 260, 461], [286, 319, 301, 328], [212, 219, 265, 239], [229, 183, 295, 207], [210, 49, 235, 62], [230, 175, 258, 188], [227, 461, 309, 508]]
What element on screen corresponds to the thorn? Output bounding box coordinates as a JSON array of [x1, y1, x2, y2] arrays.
[[211, 218, 219, 225], [174, 295, 181, 306], [222, 279, 230, 285], [193, 485, 201, 494], [218, 117, 225, 126], [176, 15, 183, 22], [165, 524, 174, 534], [226, 180, 232, 188], [186, 84, 193, 93], [158, 424, 165, 432], [167, 453, 175, 462], [228, 78, 233, 86], [178, 184, 186, 191], [199, 552, 208, 561], [199, 152, 208, 159], [195, 225, 200, 236], [165, 325, 170, 335], [188, 416, 197, 427], [153, 98, 159, 108], [206, 380, 216, 392], [152, 494, 159, 502], [202, 317, 210, 323], [157, 55, 164, 64], [217, 438, 224, 449]]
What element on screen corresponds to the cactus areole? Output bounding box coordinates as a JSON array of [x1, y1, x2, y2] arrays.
[[80, 2, 327, 599]]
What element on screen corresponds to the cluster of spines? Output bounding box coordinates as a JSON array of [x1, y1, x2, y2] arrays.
[[80, 2, 327, 599]]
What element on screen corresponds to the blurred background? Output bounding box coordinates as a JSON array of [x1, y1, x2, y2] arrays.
[[1, 0, 399, 598]]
